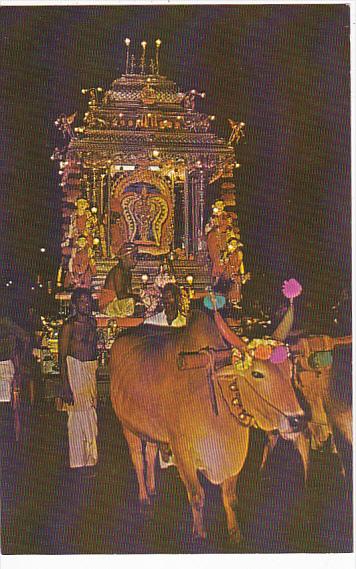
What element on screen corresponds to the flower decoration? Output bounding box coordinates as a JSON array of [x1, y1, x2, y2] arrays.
[[232, 338, 288, 371], [270, 345, 289, 364], [254, 343, 273, 360], [282, 278, 302, 300], [140, 287, 161, 317]]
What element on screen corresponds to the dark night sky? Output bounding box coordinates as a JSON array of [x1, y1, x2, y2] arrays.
[[0, 4, 351, 308]]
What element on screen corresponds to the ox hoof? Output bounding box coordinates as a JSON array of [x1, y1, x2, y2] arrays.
[[193, 528, 207, 541], [138, 497, 153, 514], [229, 526, 242, 545]]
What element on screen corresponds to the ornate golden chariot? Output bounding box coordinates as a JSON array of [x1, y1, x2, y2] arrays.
[[55, 39, 244, 302]]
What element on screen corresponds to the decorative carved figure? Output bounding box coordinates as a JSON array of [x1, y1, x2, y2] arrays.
[[122, 187, 168, 247]]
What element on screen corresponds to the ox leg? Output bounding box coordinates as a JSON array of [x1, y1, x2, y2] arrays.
[[221, 475, 241, 544], [145, 442, 158, 497], [123, 427, 150, 506], [173, 447, 206, 539]]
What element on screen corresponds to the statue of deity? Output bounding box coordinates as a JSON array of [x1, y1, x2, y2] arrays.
[[68, 198, 99, 248], [64, 235, 97, 289], [206, 200, 239, 280]]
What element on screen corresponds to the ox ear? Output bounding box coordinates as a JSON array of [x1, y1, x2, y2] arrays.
[[272, 303, 294, 342]]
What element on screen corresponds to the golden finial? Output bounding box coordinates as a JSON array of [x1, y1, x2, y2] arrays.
[[140, 41, 147, 74], [124, 38, 131, 74], [130, 54, 136, 74], [155, 39, 162, 75]]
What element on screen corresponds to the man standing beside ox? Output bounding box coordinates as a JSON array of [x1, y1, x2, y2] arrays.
[[59, 288, 98, 474]]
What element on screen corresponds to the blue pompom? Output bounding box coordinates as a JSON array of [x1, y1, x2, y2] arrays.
[[204, 294, 226, 310]]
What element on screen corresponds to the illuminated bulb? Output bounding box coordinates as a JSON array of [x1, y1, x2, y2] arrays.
[[125, 38, 131, 46], [119, 113, 123, 118], [39, 284, 43, 288], [213, 207, 219, 214], [141, 274, 149, 284], [240, 122, 245, 127], [81, 89, 87, 94], [235, 163, 241, 169], [58, 170, 63, 175], [152, 150, 160, 158], [97, 87, 103, 92], [9, 280, 13, 285], [155, 39, 162, 46], [91, 206, 98, 214], [141, 41, 147, 48], [186, 275, 194, 286], [40, 248, 46, 253], [93, 237, 100, 246], [191, 90, 196, 95], [209, 115, 216, 120], [201, 92, 206, 98], [177, 115, 182, 120]]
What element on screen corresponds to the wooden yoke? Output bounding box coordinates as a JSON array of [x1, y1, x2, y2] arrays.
[[291, 335, 352, 367], [177, 347, 231, 371], [177, 347, 232, 416]]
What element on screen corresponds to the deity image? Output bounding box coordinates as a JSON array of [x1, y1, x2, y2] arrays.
[[122, 185, 168, 247], [68, 198, 99, 248], [206, 200, 239, 279], [64, 235, 97, 289]]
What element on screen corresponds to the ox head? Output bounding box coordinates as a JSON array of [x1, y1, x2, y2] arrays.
[[214, 302, 306, 438]]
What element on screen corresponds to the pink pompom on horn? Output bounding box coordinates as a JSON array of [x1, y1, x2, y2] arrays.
[[270, 345, 289, 364], [282, 278, 302, 300]]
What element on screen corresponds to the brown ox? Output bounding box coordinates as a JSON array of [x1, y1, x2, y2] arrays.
[[109, 307, 305, 542]]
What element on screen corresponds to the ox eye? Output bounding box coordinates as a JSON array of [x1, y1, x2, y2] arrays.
[[252, 371, 264, 379]]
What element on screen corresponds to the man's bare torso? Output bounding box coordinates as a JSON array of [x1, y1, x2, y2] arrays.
[[66, 318, 97, 362]]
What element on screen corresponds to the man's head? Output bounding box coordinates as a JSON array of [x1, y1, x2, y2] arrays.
[[162, 283, 181, 324], [117, 242, 138, 269], [71, 288, 93, 317]]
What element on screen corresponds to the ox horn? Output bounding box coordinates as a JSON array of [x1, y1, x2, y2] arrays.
[[272, 303, 294, 342], [213, 309, 246, 349]]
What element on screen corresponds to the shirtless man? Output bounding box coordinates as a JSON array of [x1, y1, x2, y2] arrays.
[[59, 288, 98, 471], [99, 242, 139, 317]]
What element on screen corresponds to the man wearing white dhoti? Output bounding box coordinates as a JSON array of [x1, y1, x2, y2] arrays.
[[59, 289, 98, 471]]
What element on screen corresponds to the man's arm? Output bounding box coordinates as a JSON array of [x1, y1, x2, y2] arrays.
[[58, 322, 74, 404], [113, 267, 129, 299]]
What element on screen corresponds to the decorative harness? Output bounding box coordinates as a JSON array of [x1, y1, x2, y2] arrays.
[[194, 337, 293, 429]]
